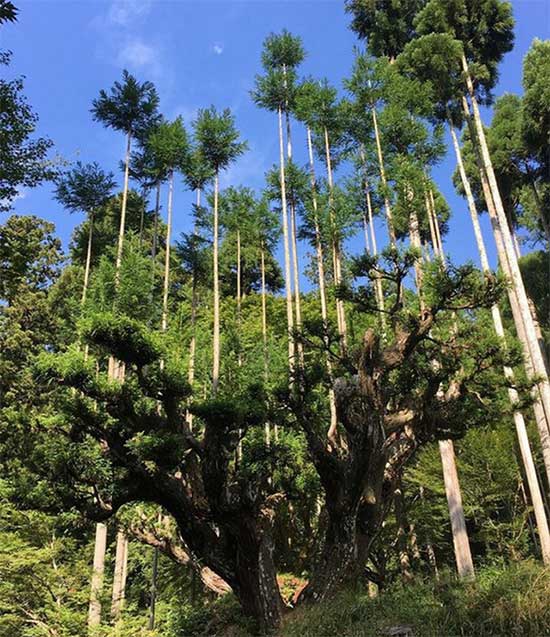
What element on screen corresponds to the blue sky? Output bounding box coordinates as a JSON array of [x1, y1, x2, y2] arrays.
[[3, 0, 550, 284]]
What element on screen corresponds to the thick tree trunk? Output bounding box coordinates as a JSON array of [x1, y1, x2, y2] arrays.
[[462, 66, 550, 429], [306, 125, 338, 437], [438, 440, 475, 580], [114, 130, 132, 288], [111, 530, 129, 620], [231, 528, 285, 633], [212, 171, 221, 395], [277, 107, 295, 373], [161, 170, 174, 334], [87, 522, 107, 630], [371, 106, 396, 246]]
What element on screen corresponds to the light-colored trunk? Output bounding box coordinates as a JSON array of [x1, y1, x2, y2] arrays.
[[186, 188, 201, 430], [260, 243, 271, 446], [82, 210, 94, 306], [285, 112, 304, 366], [111, 530, 129, 620], [237, 228, 242, 367], [212, 171, 221, 395], [371, 106, 396, 246], [114, 131, 132, 288], [462, 62, 550, 430], [277, 107, 295, 372], [161, 170, 174, 334], [306, 126, 337, 438], [418, 190, 474, 579], [450, 120, 550, 561], [323, 125, 347, 352], [438, 439, 475, 579], [461, 99, 550, 460], [87, 522, 107, 630], [139, 186, 147, 249]]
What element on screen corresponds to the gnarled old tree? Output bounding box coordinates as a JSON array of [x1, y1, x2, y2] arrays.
[[36, 251, 513, 633]]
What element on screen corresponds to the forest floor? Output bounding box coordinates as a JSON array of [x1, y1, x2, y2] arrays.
[[178, 561, 550, 637]]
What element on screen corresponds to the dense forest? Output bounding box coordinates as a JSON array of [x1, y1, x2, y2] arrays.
[[1, 0, 550, 635]]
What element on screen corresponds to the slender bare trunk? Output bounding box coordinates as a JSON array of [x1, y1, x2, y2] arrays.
[[147, 546, 159, 631], [306, 125, 337, 437], [450, 120, 550, 562], [439, 440, 475, 579], [186, 188, 201, 430], [260, 243, 271, 446], [371, 106, 396, 246], [212, 171, 221, 395], [462, 62, 550, 430], [82, 211, 94, 306], [87, 522, 107, 630], [285, 112, 304, 366], [111, 530, 129, 620], [115, 131, 132, 288], [139, 186, 146, 249], [161, 170, 174, 334], [277, 107, 295, 373], [323, 125, 347, 352]]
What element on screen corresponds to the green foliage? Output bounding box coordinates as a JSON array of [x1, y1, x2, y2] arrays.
[[0, 53, 56, 210], [194, 107, 247, 173], [55, 162, 116, 214], [91, 69, 160, 136]]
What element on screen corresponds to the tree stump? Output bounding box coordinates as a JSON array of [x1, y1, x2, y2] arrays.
[[385, 626, 414, 637]]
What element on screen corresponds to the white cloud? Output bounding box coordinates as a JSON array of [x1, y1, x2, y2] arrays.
[[117, 39, 159, 68], [107, 0, 153, 26], [212, 43, 224, 56]]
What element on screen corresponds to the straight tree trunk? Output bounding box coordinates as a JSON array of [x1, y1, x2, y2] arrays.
[[285, 111, 304, 367], [212, 170, 221, 395], [111, 530, 129, 620], [186, 188, 201, 430], [306, 125, 338, 438], [418, 196, 475, 580], [150, 181, 161, 295], [461, 98, 550, 476], [277, 106, 295, 373], [260, 242, 271, 445], [161, 170, 174, 334], [323, 125, 347, 352], [371, 106, 396, 246], [87, 522, 107, 630], [461, 62, 550, 430], [114, 131, 132, 288], [147, 546, 159, 631], [439, 440, 475, 579], [450, 121, 550, 490], [82, 210, 94, 306]]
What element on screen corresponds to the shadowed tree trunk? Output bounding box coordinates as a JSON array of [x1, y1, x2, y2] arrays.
[[87, 522, 107, 630], [212, 171, 221, 395]]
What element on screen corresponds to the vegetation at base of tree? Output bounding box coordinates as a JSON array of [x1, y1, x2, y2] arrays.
[[1, 1, 550, 635]]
